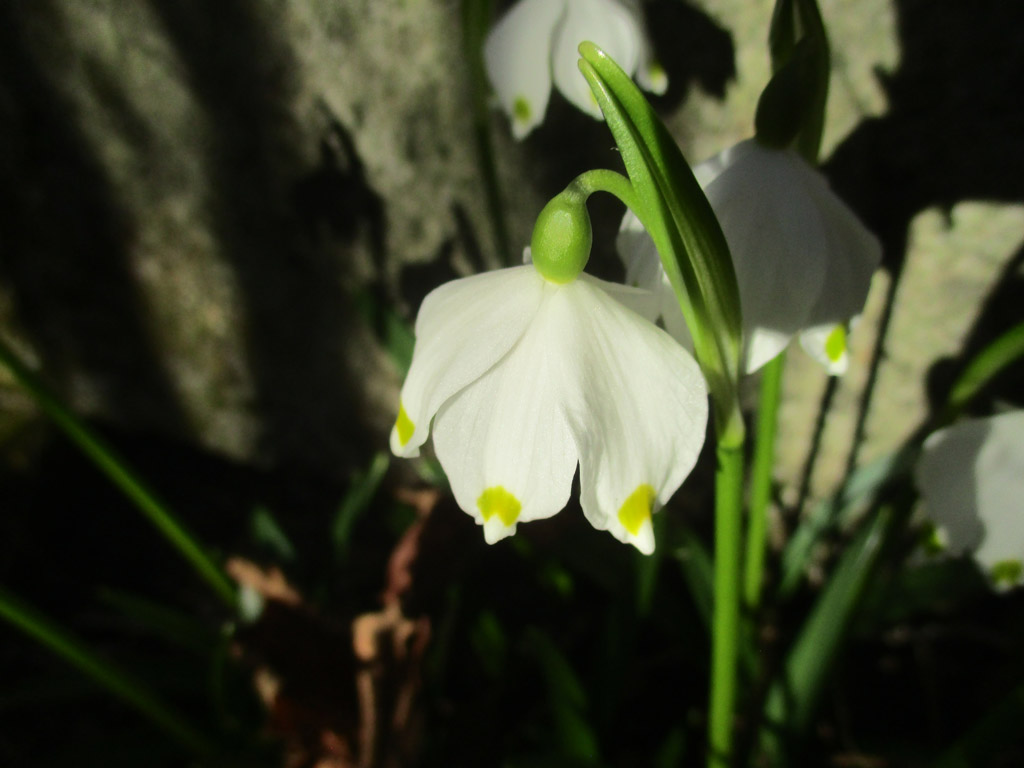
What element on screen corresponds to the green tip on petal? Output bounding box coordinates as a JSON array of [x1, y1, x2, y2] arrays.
[[617, 484, 655, 536], [395, 402, 415, 447], [825, 324, 847, 363], [478, 486, 522, 526], [530, 191, 592, 284], [990, 559, 1023, 588], [513, 96, 531, 124]]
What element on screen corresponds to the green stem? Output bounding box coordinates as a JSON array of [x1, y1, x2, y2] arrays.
[[0, 339, 236, 608], [568, 168, 641, 213], [744, 352, 785, 611], [708, 416, 746, 768], [0, 585, 216, 755], [461, 0, 512, 265]]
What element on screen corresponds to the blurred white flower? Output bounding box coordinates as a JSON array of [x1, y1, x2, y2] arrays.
[[484, 0, 666, 139], [390, 261, 707, 553], [915, 410, 1024, 590], [617, 139, 882, 374]]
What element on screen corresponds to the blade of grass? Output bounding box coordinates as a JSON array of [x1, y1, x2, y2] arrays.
[[0, 585, 217, 755], [0, 339, 236, 608]]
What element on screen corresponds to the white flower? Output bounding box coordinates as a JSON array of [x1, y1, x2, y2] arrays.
[[484, 0, 666, 139], [390, 262, 707, 553], [915, 411, 1024, 590], [617, 139, 882, 375]]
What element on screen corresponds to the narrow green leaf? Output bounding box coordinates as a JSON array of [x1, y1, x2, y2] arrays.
[[761, 506, 893, 757], [332, 450, 390, 559], [0, 585, 217, 755], [249, 505, 296, 562], [932, 680, 1024, 768], [769, 0, 797, 70], [673, 526, 714, 632], [0, 339, 236, 608], [96, 588, 217, 655], [578, 43, 742, 429], [524, 627, 601, 762], [778, 448, 910, 597], [945, 319, 1024, 418]]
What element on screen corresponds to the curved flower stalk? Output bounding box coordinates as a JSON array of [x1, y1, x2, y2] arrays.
[[484, 0, 666, 139], [617, 138, 882, 375], [915, 410, 1024, 590], [390, 194, 708, 553]]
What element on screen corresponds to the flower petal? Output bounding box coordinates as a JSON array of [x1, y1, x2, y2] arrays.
[[484, 0, 566, 139], [551, 0, 642, 119], [616, 0, 666, 94], [390, 266, 545, 457], [703, 141, 829, 373], [558, 275, 709, 553], [804, 174, 882, 327], [799, 323, 850, 376], [616, 209, 695, 351], [916, 411, 1024, 590], [431, 285, 579, 543]]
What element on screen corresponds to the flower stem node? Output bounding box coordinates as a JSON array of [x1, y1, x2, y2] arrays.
[[530, 192, 593, 284]]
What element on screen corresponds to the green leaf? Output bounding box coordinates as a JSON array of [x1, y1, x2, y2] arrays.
[[672, 526, 714, 632], [249, 505, 296, 562], [932, 679, 1024, 768], [0, 339, 235, 608], [778, 448, 910, 596], [524, 627, 601, 763], [0, 585, 217, 755], [470, 609, 508, 680], [96, 588, 217, 655], [854, 558, 987, 632], [332, 450, 389, 559], [944, 319, 1024, 419], [760, 506, 893, 758], [577, 42, 742, 431]]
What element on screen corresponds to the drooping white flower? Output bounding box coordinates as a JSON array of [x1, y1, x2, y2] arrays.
[[617, 139, 882, 375], [390, 262, 707, 553], [484, 0, 667, 139], [915, 410, 1024, 590]]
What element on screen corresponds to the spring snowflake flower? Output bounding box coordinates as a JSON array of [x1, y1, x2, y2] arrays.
[[915, 410, 1024, 591], [484, 0, 666, 139], [617, 139, 882, 374], [390, 255, 707, 554]]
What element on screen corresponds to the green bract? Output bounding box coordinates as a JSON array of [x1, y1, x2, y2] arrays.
[[577, 41, 743, 440], [530, 191, 593, 284]]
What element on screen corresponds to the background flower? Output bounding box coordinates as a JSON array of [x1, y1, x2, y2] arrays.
[[484, 0, 666, 138], [915, 410, 1024, 590], [618, 139, 882, 374]]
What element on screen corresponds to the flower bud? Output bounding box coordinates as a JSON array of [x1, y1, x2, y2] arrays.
[[530, 191, 592, 284]]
